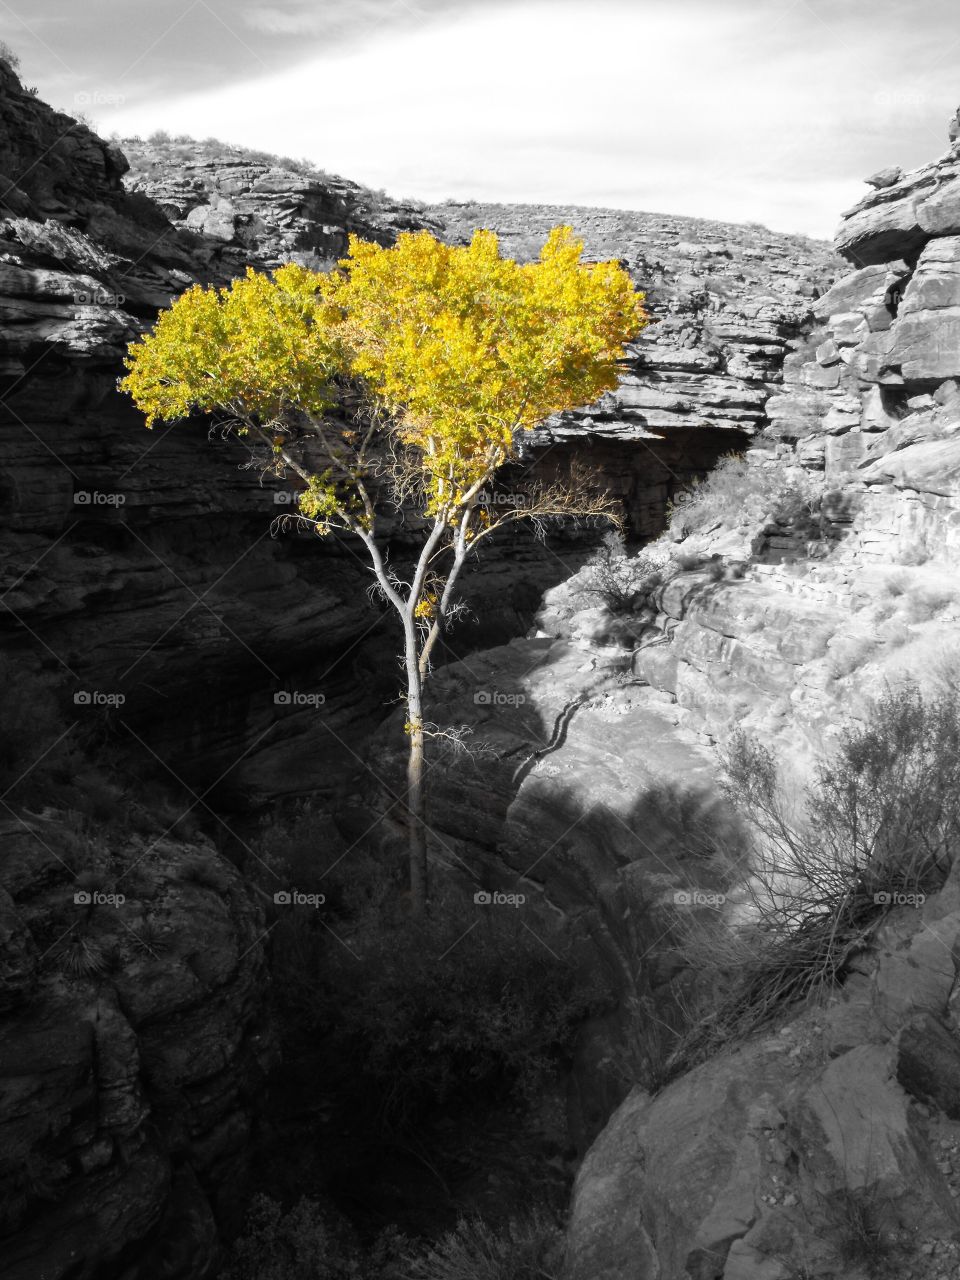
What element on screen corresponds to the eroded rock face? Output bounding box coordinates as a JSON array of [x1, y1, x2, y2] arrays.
[[0, 814, 274, 1280], [526, 106, 960, 1280], [434, 202, 841, 535], [517, 107, 960, 780], [565, 863, 960, 1279], [121, 136, 443, 278], [836, 122, 960, 265]]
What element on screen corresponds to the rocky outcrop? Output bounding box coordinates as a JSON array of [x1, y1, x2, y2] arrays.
[[474, 106, 960, 1280], [121, 136, 442, 278], [836, 134, 960, 267], [0, 812, 274, 1280], [565, 861, 960, 1279], [434, 202, 841, 535], [513, 108, 960, 779]]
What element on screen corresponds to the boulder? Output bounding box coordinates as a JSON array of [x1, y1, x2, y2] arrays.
[[865, 165, 904, 189]]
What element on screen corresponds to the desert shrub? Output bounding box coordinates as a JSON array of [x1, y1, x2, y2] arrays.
[[404, 1210, 564, 1280], [824, 633, 878, 679], [822, 1186, 902, 1277], [576, 531, 665, 615], [259, 814, 601, 1126], [897, 541, 931, 566], [224, 1196, 561, 1280], [53, 933, 114, 978], [903, 585, 955, 622], [666, 452, 820, 539], [322, 891, 598, 1125], [669, 684, 960, 1070], [223, 1194, 391, 1280], [882, 570, 911, 598], [147, 129, 171, 144]]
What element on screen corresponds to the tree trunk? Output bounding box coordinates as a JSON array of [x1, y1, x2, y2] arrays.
[[404, 622, 428, 915]]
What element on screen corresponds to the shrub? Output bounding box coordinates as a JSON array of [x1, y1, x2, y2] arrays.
[[666, 452, 820, 540], [668, 685, 960, 1071], [319, 888, 599, 1125], [576, 531, 664, 615], [897, 542, 931, 567], [147, 129, 171, 144], [223, 1196, 562, 1280], [822, 1186, 901, 1277], [258, 814, 602, 1127], [404, 1210, 564, 1280], [223, 1195, 373, 1280], [883, 570, 911, 598], [0, 39, 20, 69], [903, 586, 955, 623]]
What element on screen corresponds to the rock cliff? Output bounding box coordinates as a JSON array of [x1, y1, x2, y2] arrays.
[[4, 47, 946, 1280], [434, 202, 841, 536], [0, 812, 275, 1280], [566, 866, 960, 1279], [421, 105, 960, 1280]]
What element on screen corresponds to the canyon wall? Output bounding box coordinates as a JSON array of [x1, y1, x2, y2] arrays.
[[434, 201, 840, 535], [472, 113, 960, 1280], [0, 55, 861, 1280]]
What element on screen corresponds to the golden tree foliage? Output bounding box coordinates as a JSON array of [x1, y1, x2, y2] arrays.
[[121, 227, 646, 525], [120, 262, 342, 428], [337, 227, 647, 514]]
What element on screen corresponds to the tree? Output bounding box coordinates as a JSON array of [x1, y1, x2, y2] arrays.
[[121, 226, 647, 913]]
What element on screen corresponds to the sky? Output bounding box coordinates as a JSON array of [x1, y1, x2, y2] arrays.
[[2, 0, 960, 238]]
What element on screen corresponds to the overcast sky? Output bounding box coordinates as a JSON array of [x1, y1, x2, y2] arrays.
[[3, 0, 959, 238]]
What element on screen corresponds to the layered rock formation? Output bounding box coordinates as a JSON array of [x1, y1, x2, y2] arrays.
[[434, 202, 841, 535], [121, 135, 442, 277], [0, 813, 274, 1280], [566, 865, 960, 1278], [434, 107, 960, 1280], [501, 111, 960, 780]]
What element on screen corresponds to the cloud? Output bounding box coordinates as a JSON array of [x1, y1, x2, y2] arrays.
[[14, 0, 960, 239], [243, 6, 328, 35]]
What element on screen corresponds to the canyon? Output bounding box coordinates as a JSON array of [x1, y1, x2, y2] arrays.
[[3, 47, 960, 1280]]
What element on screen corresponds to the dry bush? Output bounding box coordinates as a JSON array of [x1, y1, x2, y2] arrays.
[[257, 810, 602, 1128], [666, 452, 821, 539], [903, 586, 955, 623], [404, 1210, 564, 1280], [667, 685, 960, 1074], [575, 531, 666, 615]]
